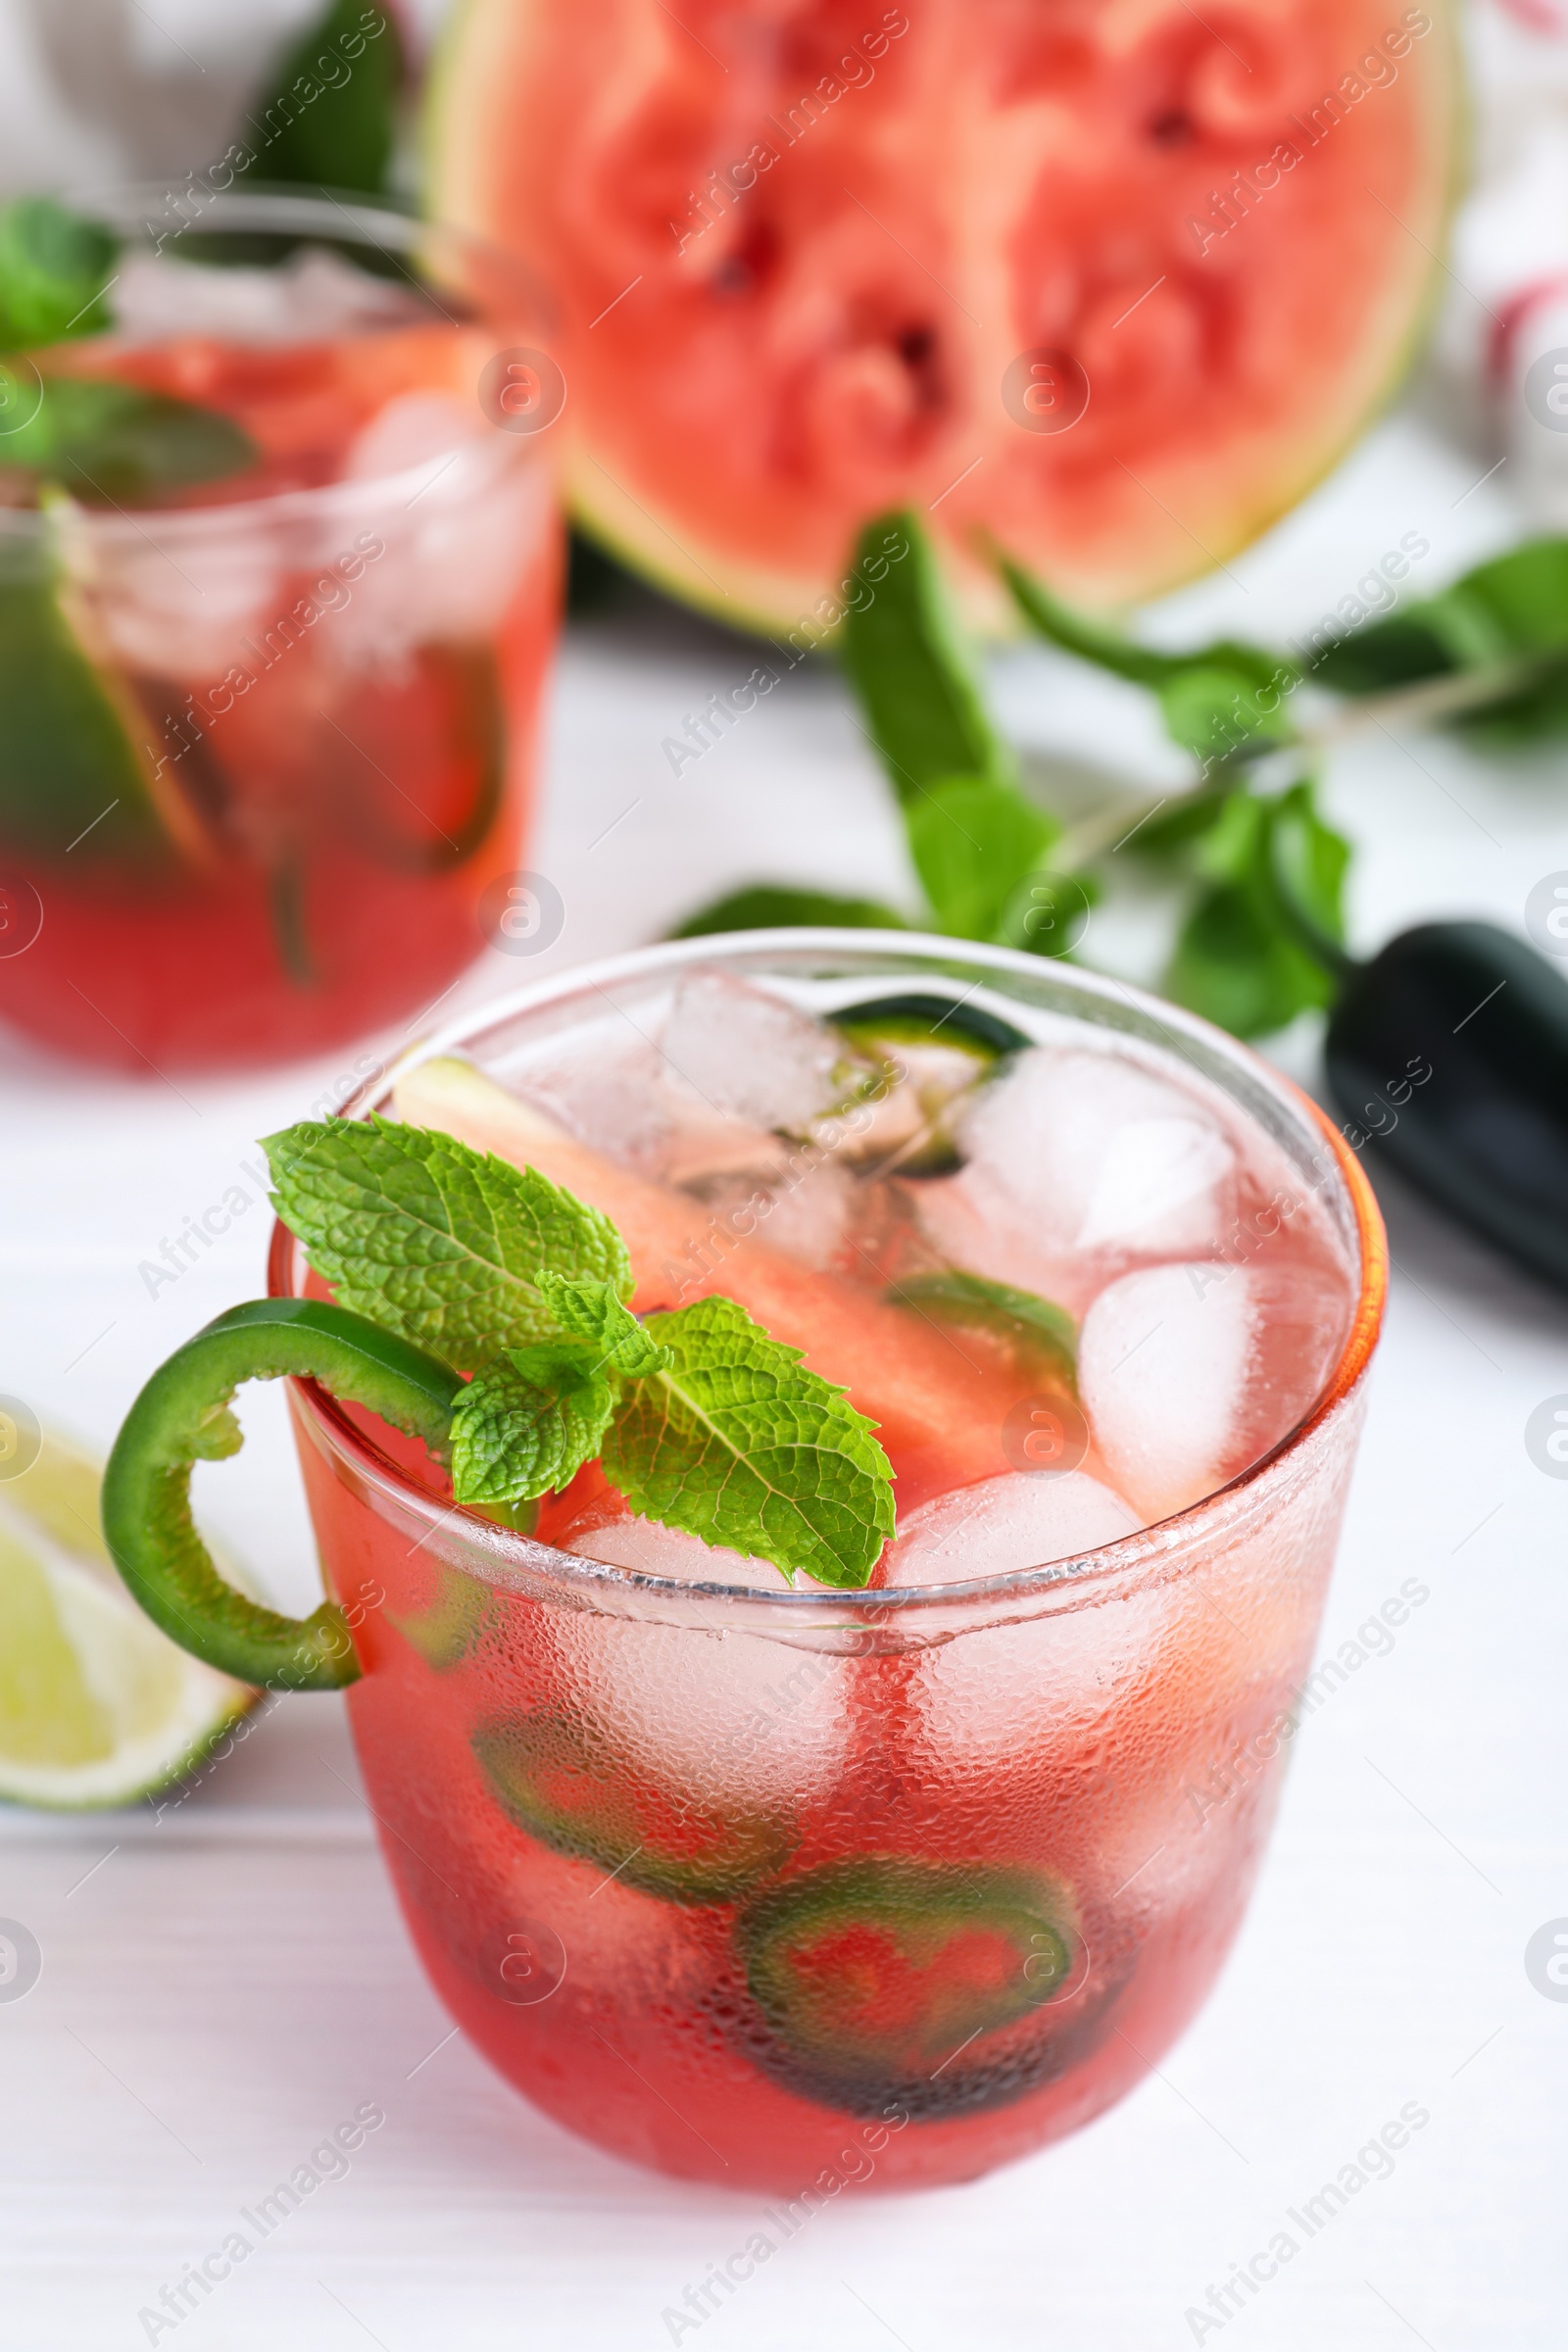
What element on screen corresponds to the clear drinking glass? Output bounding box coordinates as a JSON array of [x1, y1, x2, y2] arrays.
[[268, 934, 1386, 2191], [0, 188, 561, 1071]]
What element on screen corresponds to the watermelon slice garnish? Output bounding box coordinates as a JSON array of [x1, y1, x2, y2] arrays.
[[430, 0, 1460, 626]]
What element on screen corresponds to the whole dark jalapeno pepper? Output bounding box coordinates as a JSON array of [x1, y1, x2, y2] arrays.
[[1324, 922, 1568, 1293]]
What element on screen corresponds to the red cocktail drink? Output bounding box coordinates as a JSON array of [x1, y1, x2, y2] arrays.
[[270, 937, 1385, 2190], [0, 190, 560, 1072]]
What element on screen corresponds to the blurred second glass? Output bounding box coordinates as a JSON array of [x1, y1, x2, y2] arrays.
[[0, 187, 563, 1073]]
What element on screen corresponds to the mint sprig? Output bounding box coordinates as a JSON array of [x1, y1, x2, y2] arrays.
[[668, 508, 1352, 1041], [1309, 536, 1568, 744], [450, 1343, 617, 1510], [536, 1272, 671, 1375], [6, 379, 258, 505], [905, 774, 1056, 943], [268, 1115, 895, 1588], [0, 194, 259, 508], [0, 198, 116, 347], [675, 511, 1065, 955], [603, 1298, 895, 1591], [264, 1116, 631, 1371], [1000, 552, 1296, 769], [838, 510, 1016, 802]]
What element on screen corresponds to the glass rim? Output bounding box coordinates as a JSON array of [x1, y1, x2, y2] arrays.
[[268, 929, 1389, 1619], [0, 182, 556, 534]]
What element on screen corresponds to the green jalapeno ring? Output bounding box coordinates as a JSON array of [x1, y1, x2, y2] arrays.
[[101, 1297, 462, 1691]]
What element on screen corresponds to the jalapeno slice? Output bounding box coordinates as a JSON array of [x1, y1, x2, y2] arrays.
[[102, 1298, 462, 1690], [832, 992, 1030, 1063], [829, 992, 1025, 1176], [472, 1709, 795, 1905], [737, 1856, 1095, 2119], [885, 1272, 1078, 1394]]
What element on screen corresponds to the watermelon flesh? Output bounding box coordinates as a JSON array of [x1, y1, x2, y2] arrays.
[[431, 0, 1459, 626], [392, 1053, 1074, 1510]]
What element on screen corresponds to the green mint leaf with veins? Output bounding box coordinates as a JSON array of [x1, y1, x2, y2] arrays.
[[602, 1296, 895, 1590], [0, 198, 117, 347], [450, 1343, 616, 1508], [537, 1272, 671, 1376], [840, 510, 1018, 804], [269, 1114, 895, 1584], [264, 1116, 631, 1371], [906, 775, 1058, 942], [4, 379, 258, 504]]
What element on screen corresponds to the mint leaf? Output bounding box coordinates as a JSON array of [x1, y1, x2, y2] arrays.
[[601, 1296, 895, 1589], [1155, 665, 1294, 770], [840, 510, 1016, 804], [450, 1343, 616, 1508], [1000, 552, 1297, 768], [906, 775, 1057, 941], [1164, 783, 1348, 1039], [1117, 782, 1233, 860], [1000, 553, 1286, 695], [887, 1273, 1077, 1394], [251, 0, 406, 198], [264, 1115, 631, 1370], [538, 1273, 671, 1376], [1311, 537, 1568, 743], [1305, 612, 1446, 696], [6, 379, 257, 504], [670, 884, 909, 939], [0, 198, 116, 347], [995, 863, 1099, 960]]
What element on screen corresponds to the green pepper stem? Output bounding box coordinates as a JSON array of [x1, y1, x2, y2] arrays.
[[102, 1297, 462, 1691]]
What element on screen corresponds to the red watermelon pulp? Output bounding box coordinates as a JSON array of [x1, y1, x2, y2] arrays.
[[431, 0, 1459, 627]]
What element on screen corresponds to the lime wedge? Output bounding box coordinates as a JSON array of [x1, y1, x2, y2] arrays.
[[0, 496, 214, 871], [0, 1431, 255, 1810]]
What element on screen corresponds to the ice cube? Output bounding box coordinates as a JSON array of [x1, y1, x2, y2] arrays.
[[66, 506, 281, 681], [884, 1470, 1142, 1588], [555, 1508, 850, 1810], [942, 1048, 1237, 1269], [512, 1021, 681, 1175], [821, 1033, 991, 1175], [509, 1016, 782, 1186], [891, 1475, 1148, 1779], [1079, 1263, 1250, 1521], [1074, 1115, 1234, 1251], [910, 1161, 1089, 1314], [342, 392, 482, 481], [660, 970, 859, 1135], [1078, 1259, 1348, 1522], [111, 246, 426, 347], [679, 1152, 858, 1272], [566, 1509, 792, 1592], [328, 437, 553, 666]]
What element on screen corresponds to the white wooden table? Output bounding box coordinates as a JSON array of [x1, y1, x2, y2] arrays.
[[3, 398, 1565, 2349]]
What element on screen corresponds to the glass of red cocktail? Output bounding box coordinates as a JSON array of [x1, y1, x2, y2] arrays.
[[239, 933, 1384, 2191], [0, 187, 561, 1072]]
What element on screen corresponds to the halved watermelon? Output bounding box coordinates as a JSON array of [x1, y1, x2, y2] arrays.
[[429, 0, 1460, 627]]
